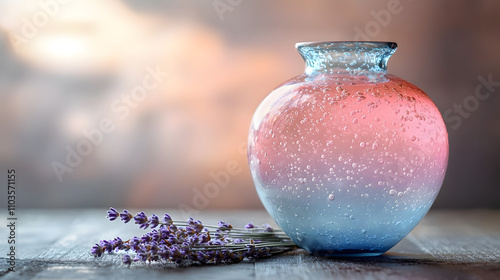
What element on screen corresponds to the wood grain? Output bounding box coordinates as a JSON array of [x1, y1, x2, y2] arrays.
[[1, 209, 499, 279]]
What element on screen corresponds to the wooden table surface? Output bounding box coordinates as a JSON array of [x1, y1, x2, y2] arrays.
[[1, 209, 499, 280]]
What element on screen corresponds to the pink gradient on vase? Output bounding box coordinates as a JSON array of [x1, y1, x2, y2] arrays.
[[249, 65, 448, 256]]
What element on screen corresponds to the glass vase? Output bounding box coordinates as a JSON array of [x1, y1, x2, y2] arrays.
[[248, 41, 449, 256]]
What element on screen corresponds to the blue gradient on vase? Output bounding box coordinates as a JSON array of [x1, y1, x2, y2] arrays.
[[248, 42, 448, 256], [254, 181, 436, 256]]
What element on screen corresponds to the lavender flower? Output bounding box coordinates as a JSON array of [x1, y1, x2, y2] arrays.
[[122, 254, 132, 266], [101, 240, 114, 253], [91, 244, 104, 257], [169, 224, 178, 232], [91, 208, 296, 266], [112, 237, 124, 251], [134, 212, 149, 229], [244, 223, 255, 229], [218, 221, 233, 229], [162, 214, 173, 225], [188, 218, 203, 233], [263, 223, 274, 232], [119, 209, 133, 223], [150, 214, 160, 228], [130, 236, 141, 246], [107, 207, 119, 221]]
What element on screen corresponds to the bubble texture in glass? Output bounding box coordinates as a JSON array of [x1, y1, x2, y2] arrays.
[[248, 41, 448, 256]]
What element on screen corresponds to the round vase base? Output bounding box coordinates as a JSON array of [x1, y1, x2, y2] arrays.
[[308, 249, 385, 257]]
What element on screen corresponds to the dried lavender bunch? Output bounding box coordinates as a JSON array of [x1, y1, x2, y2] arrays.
[[91, 208, 296, 266]]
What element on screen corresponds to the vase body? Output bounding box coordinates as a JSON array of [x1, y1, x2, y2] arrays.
[[248, 42, 448, 256]]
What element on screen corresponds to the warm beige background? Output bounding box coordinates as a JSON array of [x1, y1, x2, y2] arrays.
[[0, 0, 499, 210]]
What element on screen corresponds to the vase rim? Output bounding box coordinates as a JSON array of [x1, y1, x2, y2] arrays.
[[296, 41, 398, 75], [295, 41, 397, 50]]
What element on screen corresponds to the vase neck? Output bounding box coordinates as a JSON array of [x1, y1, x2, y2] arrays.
[[296, 41, 397, 75]]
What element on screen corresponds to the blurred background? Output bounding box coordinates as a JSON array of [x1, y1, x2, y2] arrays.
[[0, 0, 499, 210]]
